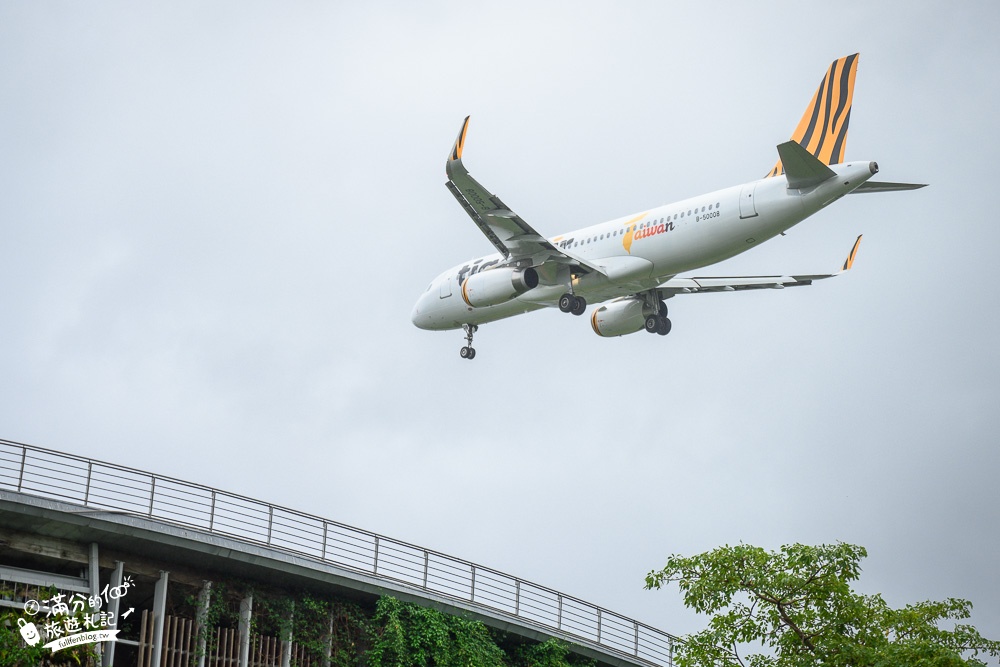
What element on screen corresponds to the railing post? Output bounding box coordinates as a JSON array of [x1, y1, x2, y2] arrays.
[[470, 566, 476, 602], [373, 537, 379, 574], [209, 491, 216, 531], [597, 609, 602, 643], [84, 462, 93, 504], [422, 552, 429, 588], [321, 522, 328, 561], [17, 447, 26, 491], [634, 622, 639, 656], [148, 477, 156, 516], [557, 595, 563, 629], [515, 581, 520, 616], [668, 636, 674, 666], [267, 506, 274, 545]]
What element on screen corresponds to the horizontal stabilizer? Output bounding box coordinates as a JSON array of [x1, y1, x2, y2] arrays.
[[850, 181, 928, 193], [777, 141, 837, 189]]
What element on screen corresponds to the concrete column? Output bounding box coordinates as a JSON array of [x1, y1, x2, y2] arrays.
[[238, 593, 253, 667], [101, 561, 124, 667], [324, 609, 333, 667], [150, 571, 169, 667], [88, 544, 102, 664], [280, 602, 293, 667], [194, 581, 212, 667], [88, 543, 100, 599]]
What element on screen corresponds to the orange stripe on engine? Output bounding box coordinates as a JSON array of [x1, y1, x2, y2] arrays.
[[590, 309, 603, 336], [461, 277, 473, 306]]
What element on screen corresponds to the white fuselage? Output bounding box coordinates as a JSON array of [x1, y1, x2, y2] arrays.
[[411, 161, 875, 331]]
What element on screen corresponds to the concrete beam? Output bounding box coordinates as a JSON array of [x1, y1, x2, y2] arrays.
[[0, 564, 90, 593]]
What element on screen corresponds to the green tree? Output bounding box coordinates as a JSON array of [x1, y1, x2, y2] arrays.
[[367, 596, 506, 667], [507, 637, 595, 667], [645, 542, 1000, 667]]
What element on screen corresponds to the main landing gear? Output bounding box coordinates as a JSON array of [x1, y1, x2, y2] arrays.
[[644, 299, 672, 336], [558, 293, 587, 316], [460, 324, 478, 360]]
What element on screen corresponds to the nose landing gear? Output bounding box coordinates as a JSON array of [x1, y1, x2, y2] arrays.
[[460, 324, 478, 360]]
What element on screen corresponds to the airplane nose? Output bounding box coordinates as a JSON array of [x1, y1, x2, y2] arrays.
[[411, 297, 432, 330]]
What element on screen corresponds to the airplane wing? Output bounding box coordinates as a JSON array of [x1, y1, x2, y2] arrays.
[[659, 235, 863, 295], [445, 117, 606, 275]]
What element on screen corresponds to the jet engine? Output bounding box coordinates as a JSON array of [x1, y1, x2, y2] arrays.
[[590, 298, 648, 337], [461, 267, 539, 307]]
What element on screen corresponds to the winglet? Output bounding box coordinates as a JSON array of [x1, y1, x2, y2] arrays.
[[841, 234, 862, 272], [768, 54, 859, 178], [449, 116, 471, 163]]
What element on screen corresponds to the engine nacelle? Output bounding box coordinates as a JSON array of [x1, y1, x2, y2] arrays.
[[590, 298, 649, 337], [461, 267, 539, 307]]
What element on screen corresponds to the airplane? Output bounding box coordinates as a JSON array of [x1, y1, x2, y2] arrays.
[[411, 54, 925, 359]]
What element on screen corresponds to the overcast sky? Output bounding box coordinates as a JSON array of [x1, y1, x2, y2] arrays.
[[2, 0, 998, 651]]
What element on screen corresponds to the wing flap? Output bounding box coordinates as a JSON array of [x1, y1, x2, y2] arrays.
[[659, 235, 862, 295], [660, 275, 814, 294]]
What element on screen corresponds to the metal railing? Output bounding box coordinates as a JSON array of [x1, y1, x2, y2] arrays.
[[0, 438, 676, 666]]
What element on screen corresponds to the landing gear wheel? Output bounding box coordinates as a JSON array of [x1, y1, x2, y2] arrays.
[[659, 300, 669, 317], [558, 294, 575, 313], [459, 346, 477, 359], [644, 315, 660, 333], [656, 317, 672, 336], [570, 296, 587, 316]]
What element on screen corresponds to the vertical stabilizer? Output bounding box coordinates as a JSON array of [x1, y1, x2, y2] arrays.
[[767, 54, 859, 178]]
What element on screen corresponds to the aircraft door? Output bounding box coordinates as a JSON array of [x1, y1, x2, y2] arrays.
[[739, 183, 758, 219], [439, 278, 452, 298]]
